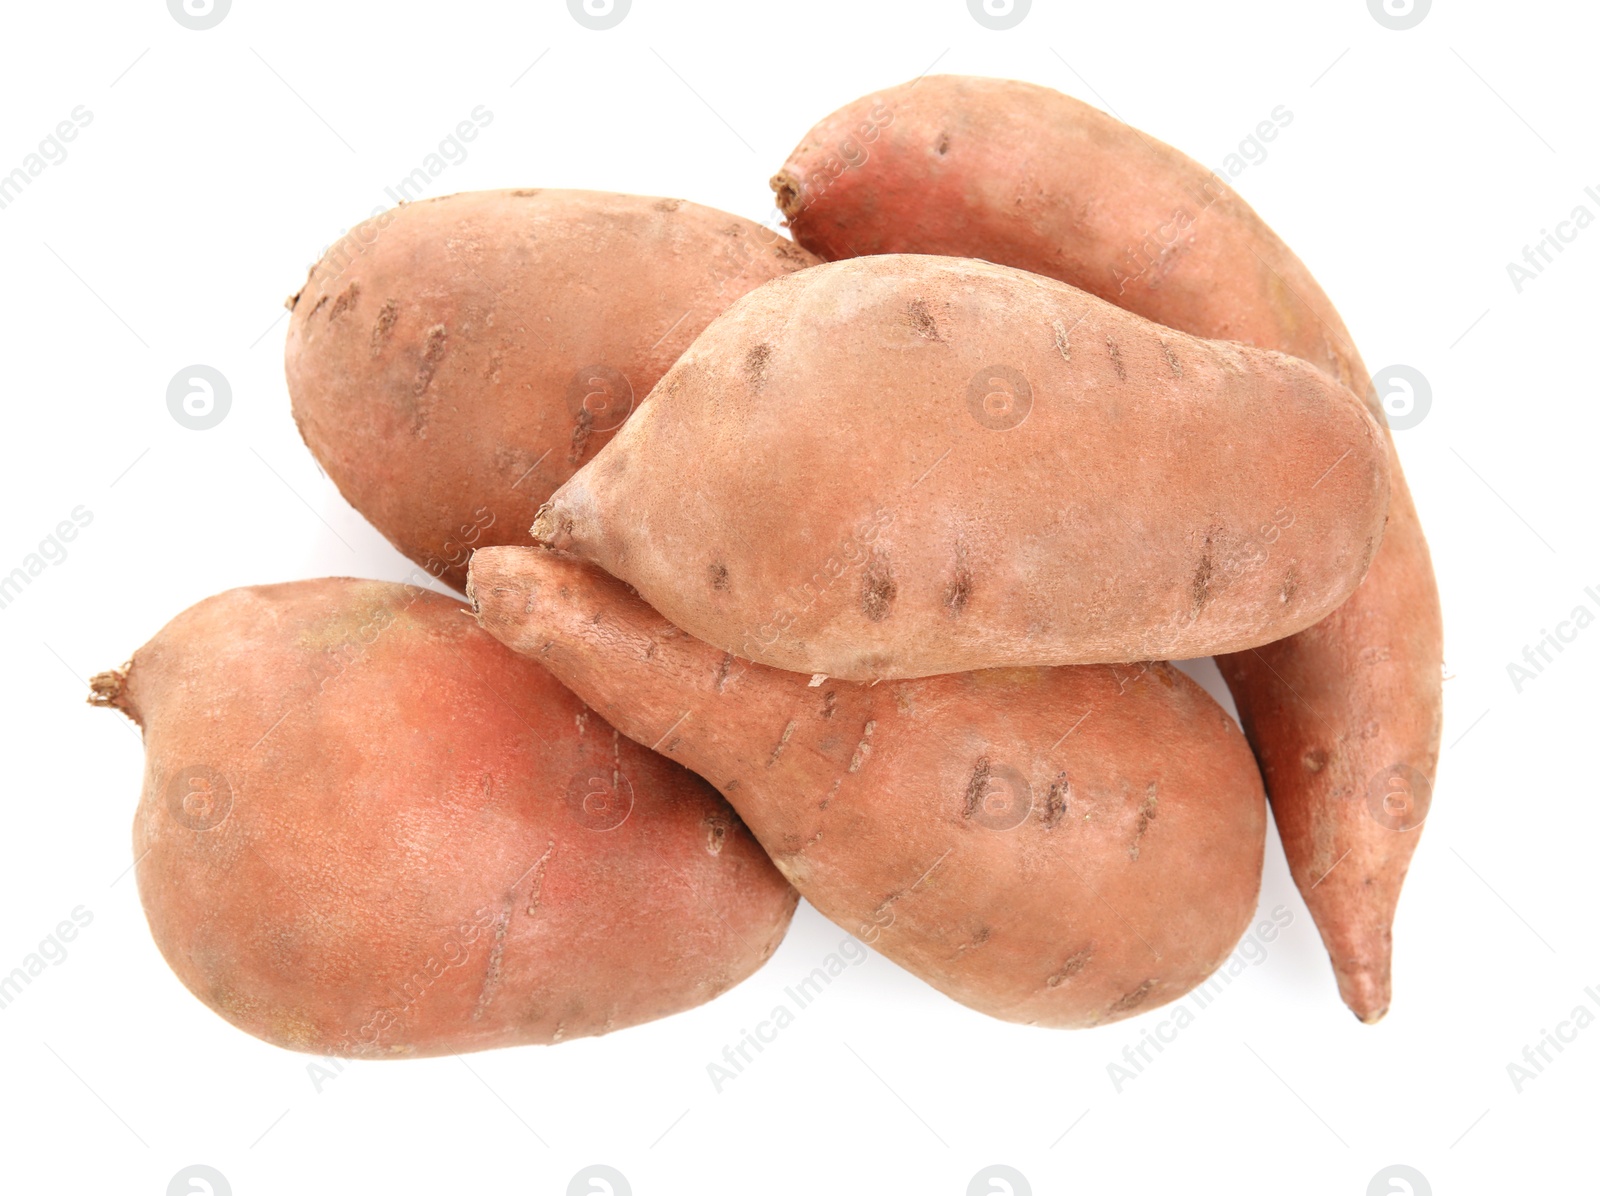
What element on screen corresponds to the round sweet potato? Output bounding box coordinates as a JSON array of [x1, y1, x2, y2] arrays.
[[285, 189, 819, 590], [532, 254, 1390, 681], [470, 546, 1268, 1028], [90, 579, 796, 1057]]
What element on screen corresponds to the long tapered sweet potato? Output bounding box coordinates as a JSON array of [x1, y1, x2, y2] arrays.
[[89, 579, 796, 1057], [532, 253, 1390, 681], [772, 75, 1442, 1021], [285, 189, 818, 590], [468, 545, 1267, 1028]]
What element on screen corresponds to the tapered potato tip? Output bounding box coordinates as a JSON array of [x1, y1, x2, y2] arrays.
[[1338, 963, 1392, 1025], [529, 502, 573, 551], [465, 546, 533, 634], [88, 666, 136, 721], [770, 172, 803, 221], [529, 504, 556, 545]]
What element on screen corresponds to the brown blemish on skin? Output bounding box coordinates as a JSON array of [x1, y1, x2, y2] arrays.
[[519, 840, 556, 917], [847, 721, 876, 772], [863, 559, 896, 622], [413, 324, 448, 395], [654, 198, 682, 212], [1130, 784, 1158, 860], [1109, 979, 1155, 1013], [309, 295, 330, 319], [511, 189, 541, 198], [907, 299, 940, 340], [568, 408, 593, 464], [370, 300, 399, 357], [1303, 748, 1328, 773], [1106, 335, 1126, 381], [945, 560, 972, 616], [329, 283, 360, 322], [771, 238, 812, 267], [936, 133, 951, 156], [821, 691, 837, 719], [1279, 570, 1299, 605], [1046, 948, 1092, 988], [704, 815, 728, 855], [1052, 319, 1073, 362], [953, 925, 991, 956], [767, 720, 798, 766], [714, 653, 734, 692], [709, 563, 730, 591], [1191, 550, 1214, 613], [472, 902, 512, 1022], [1161, 341, 1183, 376], [744, 343, 772, 390], [963, 757, 993, 819], [1043, 772, 1069, 828]]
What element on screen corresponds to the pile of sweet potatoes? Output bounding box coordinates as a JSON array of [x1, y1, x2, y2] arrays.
[[95, 76, 1439, 1057]]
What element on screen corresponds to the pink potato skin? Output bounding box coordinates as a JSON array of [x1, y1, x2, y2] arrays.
[[285, 189, 819, 591], [470, 546, 1269, 1029], [532, 254, 1391, 682], [773, 75, 1442, 1021], [91, 579, 796, 1057]]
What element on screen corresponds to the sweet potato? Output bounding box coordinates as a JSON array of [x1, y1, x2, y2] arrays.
[[773, 75, 1442, 1021], [531, 254, 1390, 681], [285, 189, 819, 590], [89, 579, 796, 1057], [469, 546, 1268, 1028]]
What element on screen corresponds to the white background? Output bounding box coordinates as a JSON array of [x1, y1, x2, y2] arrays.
[[1, 1, 1595, 1193]]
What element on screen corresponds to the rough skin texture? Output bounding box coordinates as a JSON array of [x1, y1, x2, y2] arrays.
[[469, 546, 1268, 1029], [90, 579, 797, 1057], [285, 189, 819, 591], [532, 254, 1390, 681], [772, 75, 1443, 1021]]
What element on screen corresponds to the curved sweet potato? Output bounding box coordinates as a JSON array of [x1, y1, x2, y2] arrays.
[[532, 254, 1389, 681], [286, 189, 818, 590], [773, 76, 1442, 1021], [469, 545, 1267, 1029], [90, 579, 796, 1057]]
